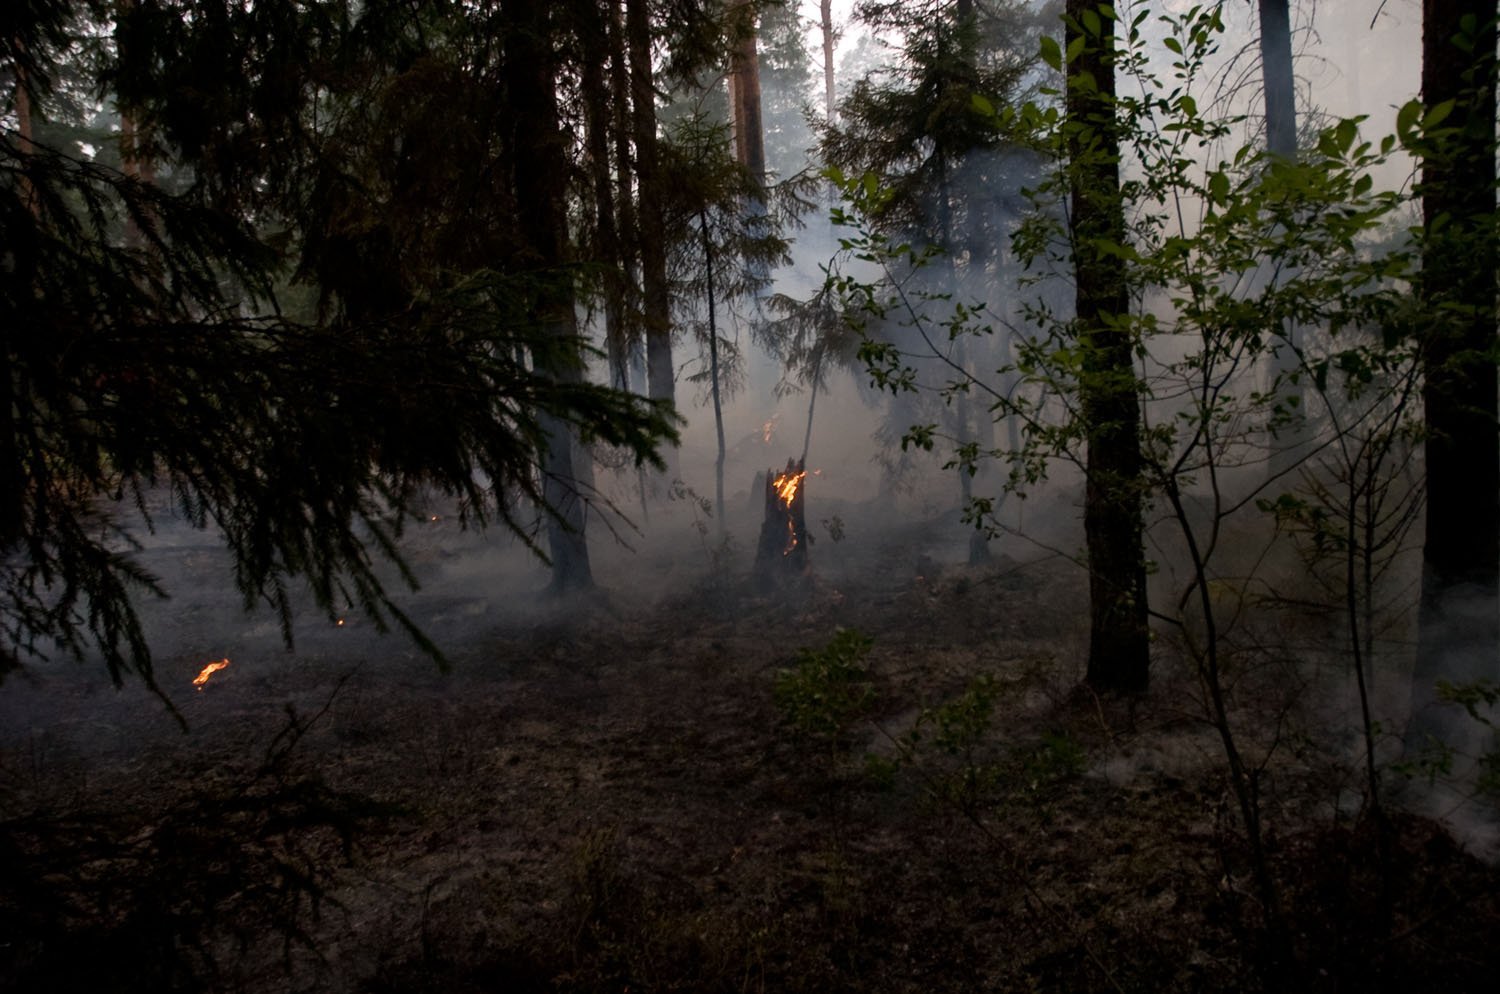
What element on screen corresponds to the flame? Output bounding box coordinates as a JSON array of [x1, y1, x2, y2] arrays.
[[193, 658, 230, 690], [336, 618, 346, 627], [772, 468, 806, 505], [762, 416, 778, 443]]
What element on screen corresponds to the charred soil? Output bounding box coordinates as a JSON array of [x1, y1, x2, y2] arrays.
[[2, 504, 1497, 994]]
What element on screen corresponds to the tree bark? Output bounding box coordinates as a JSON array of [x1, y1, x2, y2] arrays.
[[727, 0, 767, 182], [579, 1, 629, 392], [1410, 0, 1499, 747], [1066, 0, 1149, 693], [1257, 0, 1297, 159], [504, 0, 594, 592], [820, 0, 836, 120], [625, 0, 676, 437]]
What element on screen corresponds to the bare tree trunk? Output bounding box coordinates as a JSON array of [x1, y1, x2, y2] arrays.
[[12, 39, 37, 214], [1065, 0, 1149, 693], [820, 0, 836, 120], [505, 0, 594, 592], [1259, 0, 1304, 484], [579, 1, 629, 392], [727, 0, 767, 182], [700, 209, 727, 538], [608, 0, 646, 398], [625, 0, 678, 473], [1257, 0, 1297, 159], [1410, 0, 1499, 749]]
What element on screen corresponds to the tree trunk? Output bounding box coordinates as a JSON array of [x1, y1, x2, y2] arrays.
[[505, 0, 594, 592], [1259, 0, 1305, 484], [579, 1, 629, 392], [610, 0, 642, 393], [701, 209, 727, 539], [819, 0, 836, 120], [1066, 0, 1149, 693], [1257, 0, 1297, 159], [1410, 0, 1499, 748], [625, 0, 677, 459], [727, 0, 767, 182], [12, 39, 37, 214]]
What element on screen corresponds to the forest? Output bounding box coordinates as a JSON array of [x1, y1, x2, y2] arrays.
[[2, 1, 1499, 991]]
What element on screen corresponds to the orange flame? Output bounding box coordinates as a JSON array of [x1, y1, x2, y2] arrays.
[[762, 416, 778, 443], [772, 468, 806, 505], [193, 658, 230, 690]]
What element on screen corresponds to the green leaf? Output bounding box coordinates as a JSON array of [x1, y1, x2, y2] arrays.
[[1207, 170, 1229, 204], [1040, 34, 1062, 71], [970, 92, 995, 117], [1423, 99, 1454, 130], [1066, 34, 1086, 65], [1396, 99, 1421, 140]]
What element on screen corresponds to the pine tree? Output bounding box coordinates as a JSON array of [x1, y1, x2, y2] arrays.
[[1, 0, 676, 688]]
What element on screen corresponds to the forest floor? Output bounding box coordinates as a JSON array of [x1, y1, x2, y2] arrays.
[[2, 487, 1499, 994]]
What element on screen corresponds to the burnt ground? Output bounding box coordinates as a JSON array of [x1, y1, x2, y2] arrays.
[[2, 490, 1499, 994]]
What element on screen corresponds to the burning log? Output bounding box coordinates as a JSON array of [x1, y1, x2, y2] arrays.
[[754, 458, 810, 586]]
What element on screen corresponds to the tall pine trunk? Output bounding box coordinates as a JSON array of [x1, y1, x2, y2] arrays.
[[579, 2, 628, 392], [1409, 0, 1499, 747], [1066, 0, 1149, 692], [505, 0, 594, 592], [625, 0, 677, 473], [727, 0, 767, 182]]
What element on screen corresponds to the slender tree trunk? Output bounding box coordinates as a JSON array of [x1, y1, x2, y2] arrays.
[[1410, 0, 1499, 748], [610, 0, 643, 393], [820, 0, 836, 120], [700, 209, 727, 539], [1257, 0, 1297, 159], [12, 40, 37, 214], [1066, 0, 1149, 692], [625, 0, 677, 467], [505, 0, 593, 592], [1259, 0, 1306, 486], [579, 2, 629, 392]]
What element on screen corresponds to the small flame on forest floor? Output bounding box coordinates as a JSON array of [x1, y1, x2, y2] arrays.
[[193, 658, 230, 690], [336, 618, 346, 627], [762, 414, 780, 444]]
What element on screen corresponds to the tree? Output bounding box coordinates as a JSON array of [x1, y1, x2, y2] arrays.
[[504, 0, 597, 592], [819, 0, 837, 120], [1064, 0, 1149, 692], [726, 0, 767, 183], [1, 0, 675, 690], [1258, 0, 1297, 159], [626, 0, 680, 451], [823, 0, 1037, 552], [1409, 0, 1499, 746]]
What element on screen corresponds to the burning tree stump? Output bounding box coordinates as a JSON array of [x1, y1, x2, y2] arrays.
[[755, 458, 810, 587]]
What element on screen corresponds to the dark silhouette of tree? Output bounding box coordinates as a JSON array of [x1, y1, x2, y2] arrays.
[[1409, 0, 1499, 744], [0, 0, 675, 688], [1065, 0, 1149, 693]]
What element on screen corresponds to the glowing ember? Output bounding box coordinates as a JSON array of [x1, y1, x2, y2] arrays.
[[193, 658, 230, 690], [772, 468, 806, 505], [336, 618, 346, 627]]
